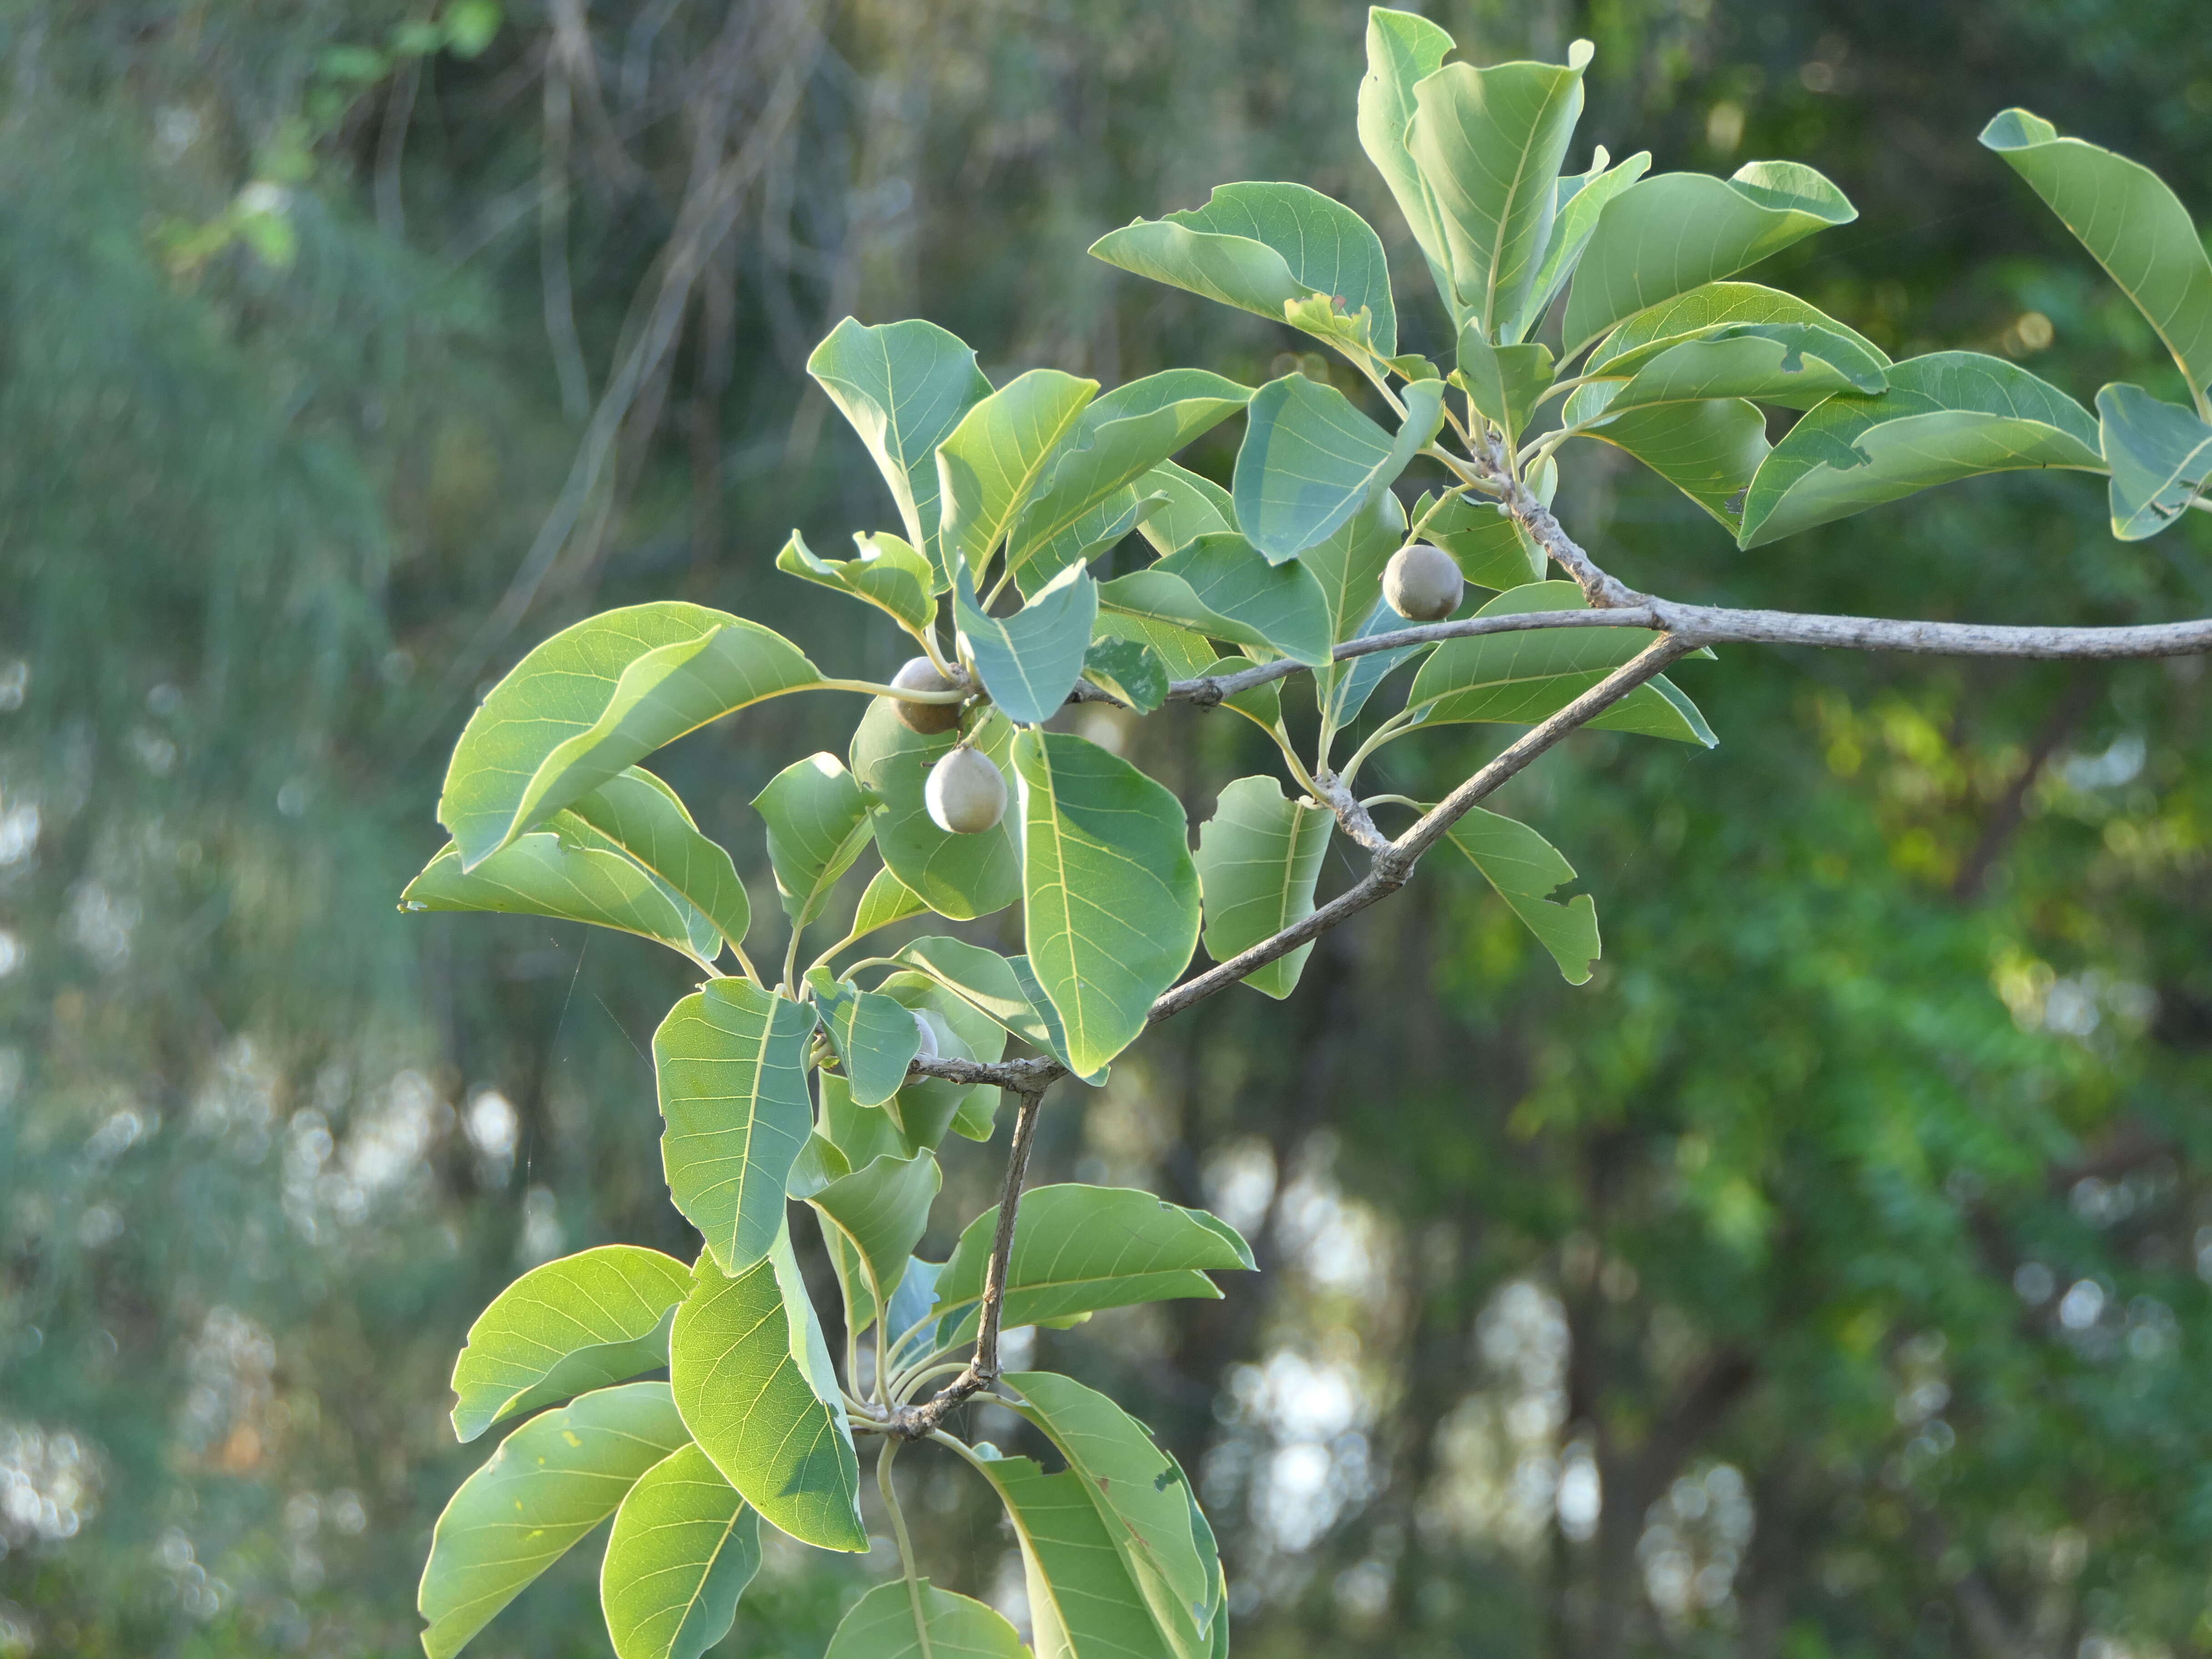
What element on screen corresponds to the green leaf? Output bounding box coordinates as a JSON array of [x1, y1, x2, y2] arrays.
[[871, 970, 1009, 1149], [848, 866, 929, 945], [1300, 486, 1408, 712], [1098, 538, 1332, 669], [1586, 281, 1892, 378], [1441, 808, 1601, 984], [1407, 581, 1716, 745], [599, 1444, 762, 1659], [753, 753, 875, 929], [1563, 163, 1857, 359], [851, 701, 1023, 921], [1016, 484, 1162, 598], [450, 1245, 693, 1443], [1328, 600, 1434, 726], [807, 1150, 940, 1336], [1012, 731, 1202, 1076], [938, 368, 1099, 585], [1455, 332, 1555, 442], [776, 528, 936, 635], [890, 935, 1101, 1082], [1502, 146, 1652, 344], [1010, 369, 1251, 584], [1982, 109, 2212, 407], [1084, 637, 1171, 714], [1575, 396, 1770, 531], [1197, 657, 1284, 734], [418, 1382, 689, 1659], [1571, 326, 1887, 419], [955, 560, 1099, 725], [824, 1579, 1029, 1659], [785, 1132, 850, 1202], [1407, 45, 1593, 335], [1090, 182, 1398, 358], [1420, 493, 1545, 591], [402, 833, 717, 968], [1005, 1371, 1222, 1656], [1357, 7, 1462, 327], [2096, 382, 2212, 539], [1135, 460, 1239, 555], [932, 1184, 1253, 1341], [1739, 352, 2105, 548], [565, 768, 752, 960], [1233, 374, 1444, 562], [805, 969, 924, 1107], [439, 603, 821, 870], [1094, 612, 1222, 681], [669, 1237, 867, 1553], [1194, 776, 1332, 1000], [807, 317, 992, 577], [654, 980, 817, 1275]]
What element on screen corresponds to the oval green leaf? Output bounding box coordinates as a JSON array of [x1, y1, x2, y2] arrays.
[[1194, 775, 1332, 1000], [1233, 374, 1444, 563], [564, 768, 751, 960], [955, 559, 1099, 725], [824, 1579, 1030, 1659], [600, 1444, 762, 1659], [753, 753, 875, 928], [937, 367, 1099, 586], [402, 831, 718, 968], [2096, 382, 2212, 540], [850, 700, 1023, 922]]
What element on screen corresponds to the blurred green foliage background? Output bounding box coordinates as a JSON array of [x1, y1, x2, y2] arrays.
[[4, 1, 2212, 1655]]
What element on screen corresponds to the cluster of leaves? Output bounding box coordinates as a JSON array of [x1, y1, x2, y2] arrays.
[[401, 9, 2212, 1658]]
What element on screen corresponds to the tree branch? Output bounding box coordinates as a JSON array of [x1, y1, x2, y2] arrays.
[[883, 1085, 1043, 1439]]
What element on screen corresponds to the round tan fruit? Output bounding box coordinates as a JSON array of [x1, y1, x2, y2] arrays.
[[925, 745, 1008, 835], [889, 656, 964, 734], [1382, 543, 1464, 622]]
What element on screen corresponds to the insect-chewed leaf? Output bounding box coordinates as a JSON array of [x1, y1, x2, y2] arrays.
[[418, 1382, 689, 1659], [938, 368, 1099, 587], [669, 1236, 866, 1553], [449, 1244, 693, 1443], [1012, 731, 1201, 1077], [1090, 182, 1398, 358], [1406, 45, 1592, 336], [599, 1444, 761, 1659], [851, 701, 1023, 921], [1233, 374, 1443, 563], [1570, 326, 1888, 419], [806, 1150, 940, 1336], [1357, 7, 1462, 325], [1135, 459, 1239, 555], [564, 768, 751, 958], [1562, 162, 1856, 358], [955, 560, 1099, 725], [1005, 1371, 1224, 1658], [753, 753, 874, 928], [1738, 352, 2104, 548], [1406, 581, 1716, 745], [807, 317, 992, 581], [1502, 145, 1652, 344], [439, 603, 820, 870], [1009, 369, 1250, 586], [776, 528, 936, 633], [653, 980, 816, 1275], [805, 968, 924, 1107], [1441, 808, 1602, 984], [1194, 776, 1332, 1000], [971, 1452, 1183, 1659], [1982, 109, 2212, 406], [824, 1579, 1029, 1659], [2096, 383, 2212, 540], [402, 831, 718, 967], [1083, 636, 1171, 714], [931, 1183, 1253, 1342]]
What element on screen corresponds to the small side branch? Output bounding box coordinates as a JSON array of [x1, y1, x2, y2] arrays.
[[885, 1086, 1044, 1439]]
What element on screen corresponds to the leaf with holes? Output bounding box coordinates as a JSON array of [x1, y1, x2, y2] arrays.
[[1442, 808, 1602, 984], [2096, 383, 2212, 540], [776, 528, 936, 635]]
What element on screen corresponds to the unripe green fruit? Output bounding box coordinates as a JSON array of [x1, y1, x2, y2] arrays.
[[1383, 543, 1464, 622], [911, 1010, 940, 1063], [925, 745, 1007, 835], [890, 656, 963, 734]]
